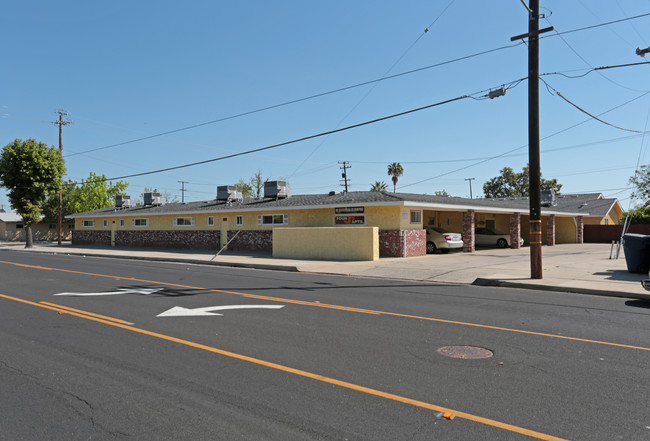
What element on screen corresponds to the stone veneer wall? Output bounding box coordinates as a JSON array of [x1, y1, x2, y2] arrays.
[[509, 213, 521, 249], [72, 230, 111, 246], [115, 230, 220, 249], [546, 214, 556, 246], [227, 230, 273, 253], [379, 229, 426, 257]]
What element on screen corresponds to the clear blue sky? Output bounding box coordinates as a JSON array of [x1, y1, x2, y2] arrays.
[[2, 1, 649, 212]]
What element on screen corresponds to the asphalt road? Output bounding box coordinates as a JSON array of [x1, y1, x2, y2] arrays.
[[1, 250, 649, 441]]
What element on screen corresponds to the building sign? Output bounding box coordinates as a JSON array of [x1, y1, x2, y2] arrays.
[[334, 215, 366, 225], [335, 207, 364, 214]]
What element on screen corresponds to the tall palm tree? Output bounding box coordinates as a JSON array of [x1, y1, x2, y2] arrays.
[[370, 181, 388, 192], [387, 162, 404, 193]]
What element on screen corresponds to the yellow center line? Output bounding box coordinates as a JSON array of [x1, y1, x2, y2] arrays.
[[40, 301, 134, 325], [1, 260, 649, 352], [0, 292, 569, 441]]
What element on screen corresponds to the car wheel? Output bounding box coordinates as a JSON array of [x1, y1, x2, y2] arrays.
[[497, 238, 508, 248], [426, 241, 437, 254]]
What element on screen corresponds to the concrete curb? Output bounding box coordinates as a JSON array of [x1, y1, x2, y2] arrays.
[[473, 277, 650, 300]]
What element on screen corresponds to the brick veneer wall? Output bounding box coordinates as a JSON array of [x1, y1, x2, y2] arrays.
[[115, 230, 220, 249], [404, 229, 426, 257], [227, 230, 273, 253], [379, 229, 426, 257], [72, 230, 111, 246]]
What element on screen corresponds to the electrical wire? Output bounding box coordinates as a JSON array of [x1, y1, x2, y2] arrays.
[[540, 11, 650, 39], [540, 77, 650, 133], [397, 90, 650, 190], [64, 41, 524, 159]]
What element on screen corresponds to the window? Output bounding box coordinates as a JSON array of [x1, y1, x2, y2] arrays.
[[208, 216, 214, 226], [410, 210, 422, 224], [120, 219, 125, 227], [132, 218, 149, 227], [82, 220, 95, 227], [174, 217, 194, 226], [103, 220, 108, 227], [236, 215, 243, 226], [604, 218, 609, 225], [257, 214, 288, 225], [16, 224, 23, 229]]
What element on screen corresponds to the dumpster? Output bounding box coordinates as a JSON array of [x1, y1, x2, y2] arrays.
[[622, 233, 650, 273]]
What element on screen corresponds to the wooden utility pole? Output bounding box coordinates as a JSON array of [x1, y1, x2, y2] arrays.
[[178, 180, 189, 204], [339, 161, 350, 192], [53, 109, 72, 246], [465, 178, 475, 199], [511, 1, 553, 279]]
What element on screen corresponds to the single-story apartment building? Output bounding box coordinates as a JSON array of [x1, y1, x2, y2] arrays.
[[0, 211, 74, 242], [67, 183, 622, 260]]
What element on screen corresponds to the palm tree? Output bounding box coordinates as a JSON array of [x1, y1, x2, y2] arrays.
[[370, 181, 388, 192], [387, 162, 404, 193]]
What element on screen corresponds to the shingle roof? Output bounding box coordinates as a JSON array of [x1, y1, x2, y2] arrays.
[[68, 191, 619, 218], [0, 212, 23, 223]]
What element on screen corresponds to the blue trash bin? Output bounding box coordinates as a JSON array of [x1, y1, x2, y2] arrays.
[[622, 233, 650, 273]]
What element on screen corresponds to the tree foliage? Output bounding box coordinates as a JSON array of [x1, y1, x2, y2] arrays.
[[43, 172, 129, 220], [622, 206, 650, 224], [387, 162, 404, 193], [249, 169, 267, 198], [482, 166, 562, 198], [434, 189, 449, 196], [236, 179, 254, 198], [0, 139, 65, 247], [370, 181, 388, 191], [629, 165, 650, 207]]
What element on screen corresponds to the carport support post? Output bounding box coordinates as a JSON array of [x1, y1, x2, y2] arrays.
[[546, 215, 555, 246], [462, 210, 475, 252], [509, 213, 521, 249]]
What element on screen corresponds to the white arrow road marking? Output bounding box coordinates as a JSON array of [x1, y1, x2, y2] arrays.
[[54, 288, 163, 297], [157, 304, 285, 317]]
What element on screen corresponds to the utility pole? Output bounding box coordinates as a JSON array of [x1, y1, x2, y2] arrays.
[[339, 161, 350, 192], [52, 109, 72, 246], [511, 1, 553, 279], [464, 178, 475, 199], [178, 181, 189, 204]]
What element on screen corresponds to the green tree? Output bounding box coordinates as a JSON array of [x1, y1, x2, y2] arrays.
[[370, 181, 388, 191], [236, 178, 254, 198], [622, 207, 650, 224], [482, 165, 562, 198], [0, 139, 65, 247], [43, 172, 129, 220], [434, 189, 449, 196], [387, 162, 404, 193], [630, 165, 650, 206], [249, 169, 267, 198]]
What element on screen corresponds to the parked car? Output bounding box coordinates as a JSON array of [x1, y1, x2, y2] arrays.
[[475, 227, 524, 248], [425, 227, 463, 254]]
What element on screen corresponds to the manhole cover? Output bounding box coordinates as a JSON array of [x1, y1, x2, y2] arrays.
[[437, 346, 493, 359]]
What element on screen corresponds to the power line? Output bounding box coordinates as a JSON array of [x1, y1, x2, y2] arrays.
[[397, 90, 650, 190], [541, 11, 650, 39], [64, 42, 524, 159], [540, 77, 650, 133]]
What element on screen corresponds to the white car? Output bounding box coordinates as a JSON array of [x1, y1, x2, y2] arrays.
[[475, 227, 524, 248], [425, 227, 463, 254]]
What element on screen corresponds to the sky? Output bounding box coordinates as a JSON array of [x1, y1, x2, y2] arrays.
[[2, 1, 649, 212]]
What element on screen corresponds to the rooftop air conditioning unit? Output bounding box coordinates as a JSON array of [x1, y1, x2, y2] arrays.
[[264, 180, 288, 199], [541, 189, 557, 207], [115, 195, 131, 208], [144, 192, 162, 206], [217, 185, 238, 202]]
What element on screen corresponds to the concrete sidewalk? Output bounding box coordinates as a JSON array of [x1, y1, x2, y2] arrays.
[[2, 241, 650, 300]]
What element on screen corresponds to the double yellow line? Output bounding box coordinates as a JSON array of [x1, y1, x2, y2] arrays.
[[0, 291, 569, 441]]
